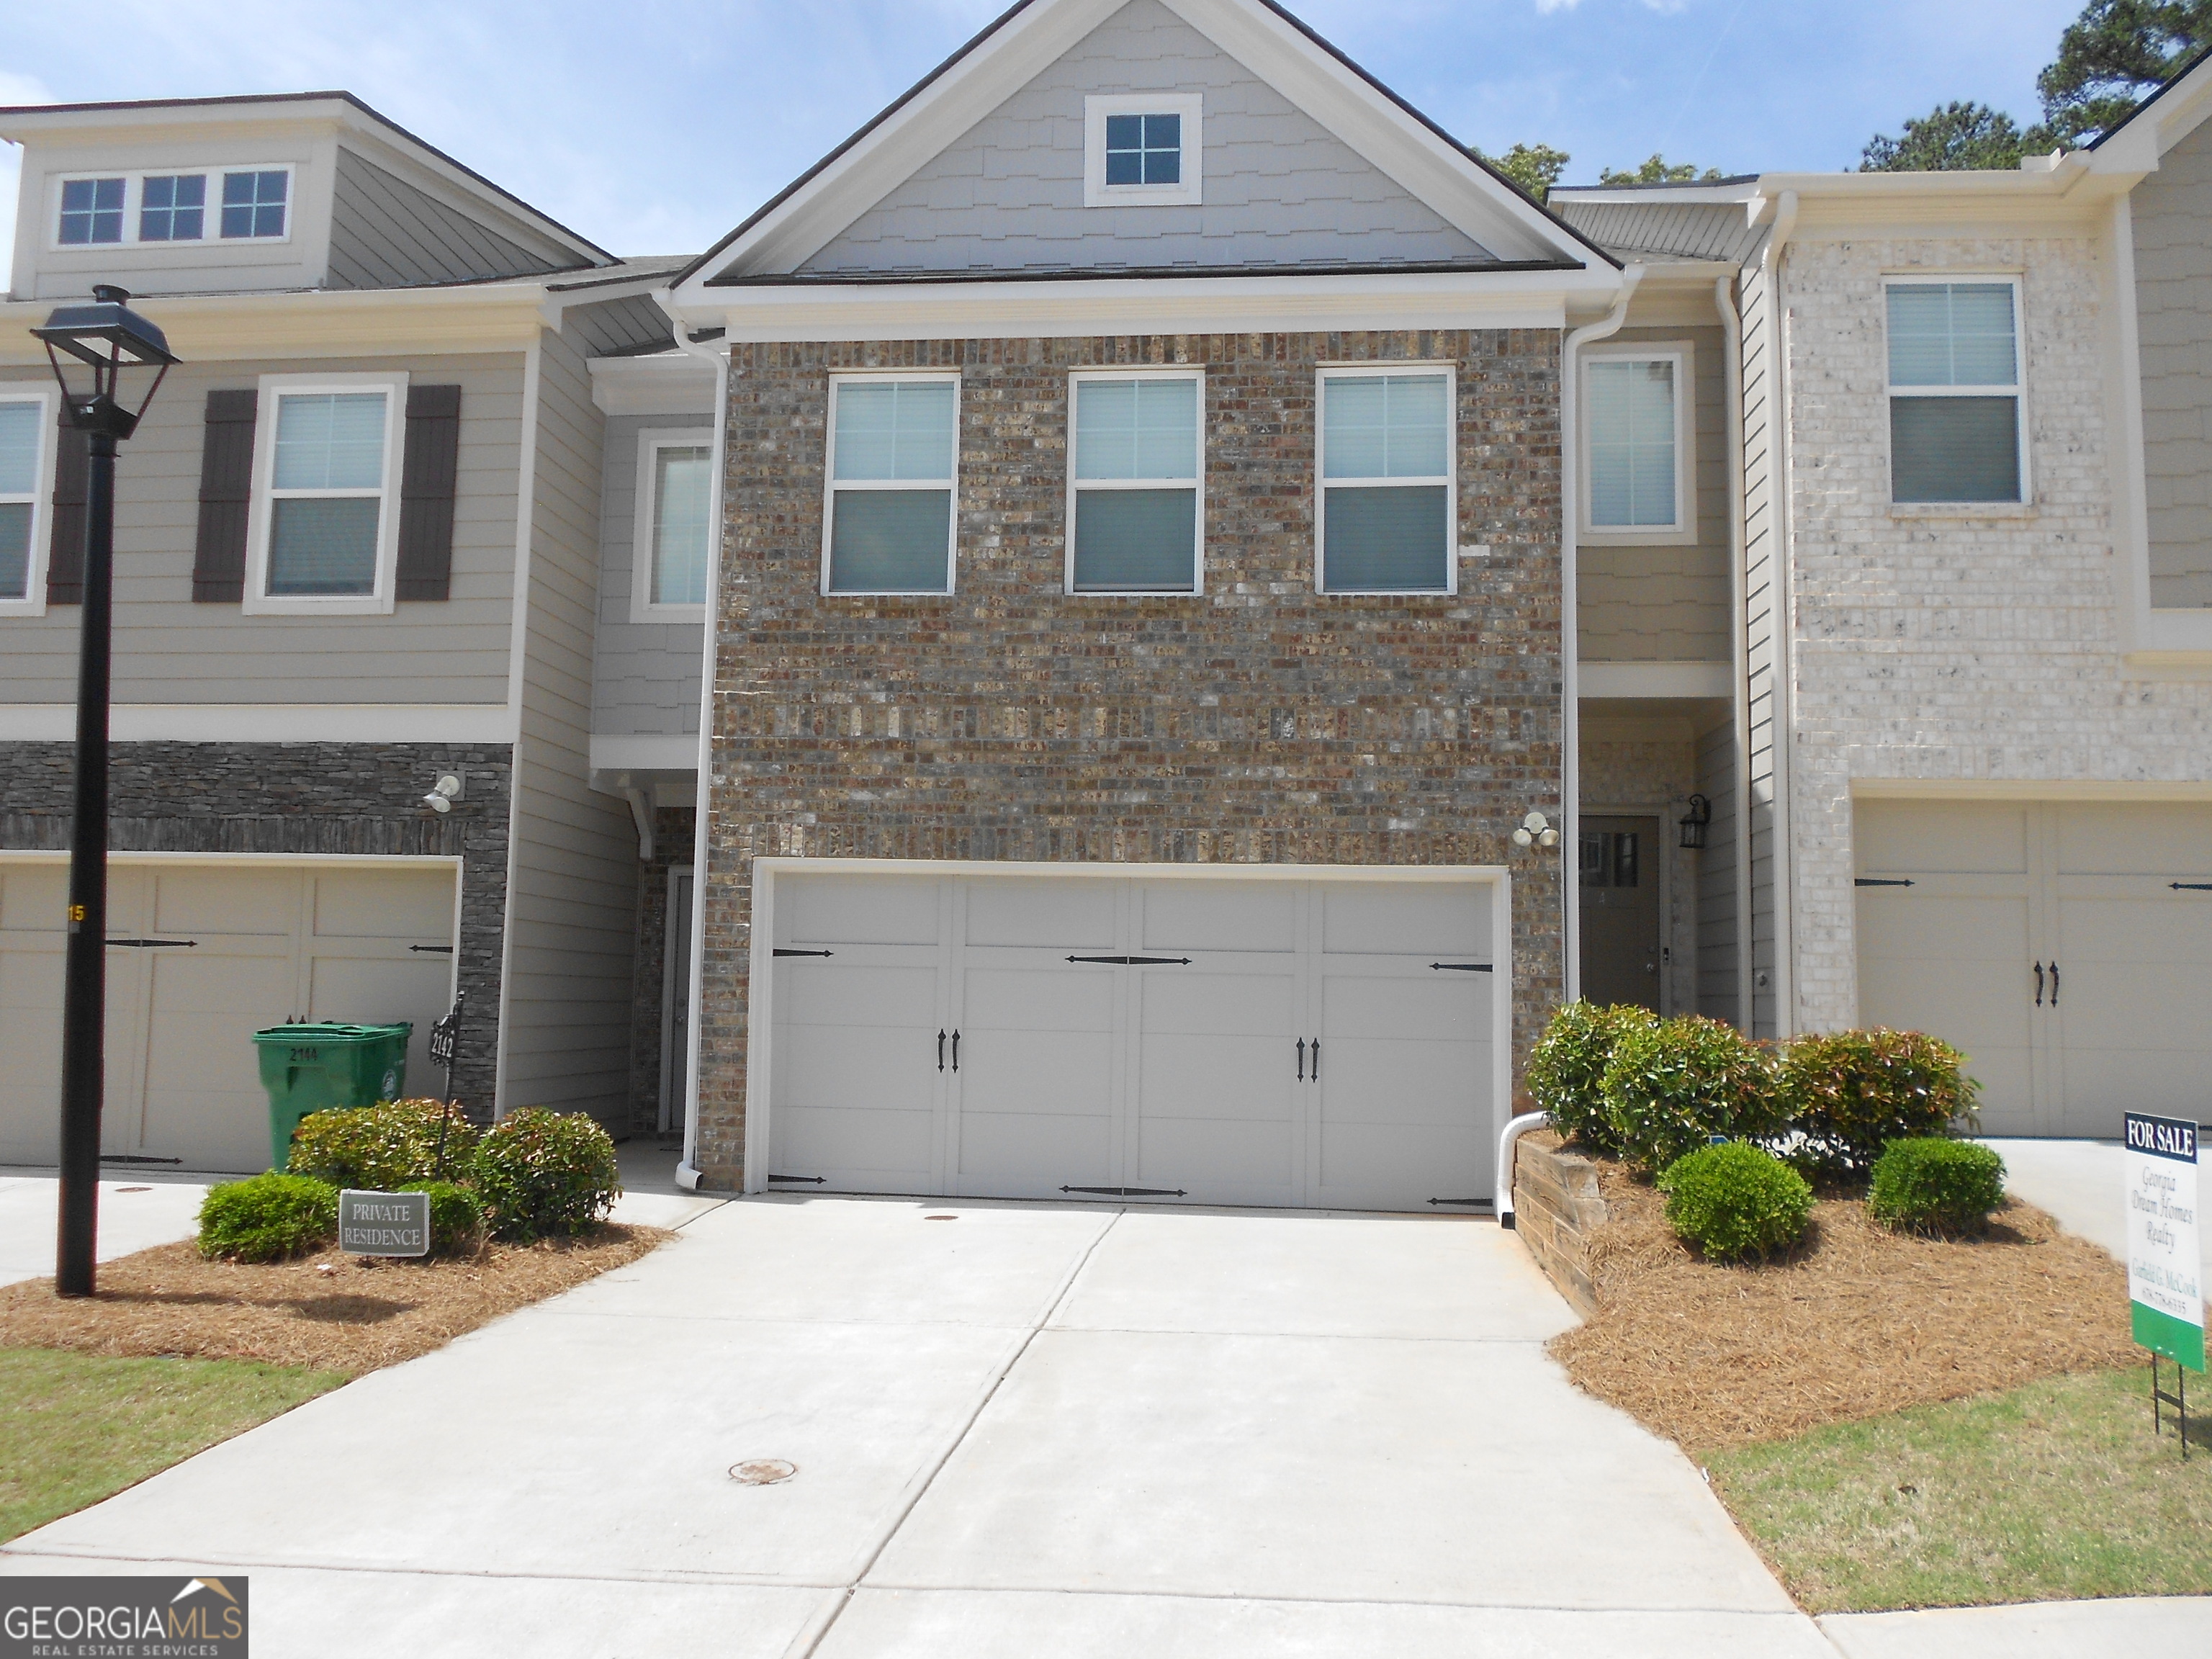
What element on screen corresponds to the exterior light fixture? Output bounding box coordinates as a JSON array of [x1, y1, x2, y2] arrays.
[[33, 287, 179, 1299], [423, 774, 465, 814], [1511, 810, 1560, 850], [1679, 793, 1712, 850]]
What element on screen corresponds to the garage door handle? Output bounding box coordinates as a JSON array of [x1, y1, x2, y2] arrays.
[[106, 938, 197, 948], [1297, 1038, 1305, 1081], [2034, 962, 2044, 1006], [1310, 1039, 1320, 1081], [951, 1030, 960, 1072], [938, 1030, 946, 1072], [2049, 961, 2059, 1007]]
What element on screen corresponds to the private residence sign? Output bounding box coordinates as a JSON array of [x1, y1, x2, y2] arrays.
[[2124, 1113, 2203, 1374], [338, 1190, 431, 1258]]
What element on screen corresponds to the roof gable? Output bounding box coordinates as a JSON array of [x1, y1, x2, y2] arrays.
[[680, 0, 1605, 290]]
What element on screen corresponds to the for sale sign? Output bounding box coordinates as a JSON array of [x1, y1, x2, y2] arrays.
[[2124, 1113, 2203, 1373]]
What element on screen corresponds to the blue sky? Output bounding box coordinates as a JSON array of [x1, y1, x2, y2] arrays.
[[3, 0, 2085, 264]]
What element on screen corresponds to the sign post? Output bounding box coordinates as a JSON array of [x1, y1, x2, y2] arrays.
[[2124, 1112, 2202, 1454]]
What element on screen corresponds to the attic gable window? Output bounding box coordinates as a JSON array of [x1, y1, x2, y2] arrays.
[[58, 179, 125, 245], [1085, 94, 1203, 208], [222, 171, 289, 240], [140, 175, 207, 242]]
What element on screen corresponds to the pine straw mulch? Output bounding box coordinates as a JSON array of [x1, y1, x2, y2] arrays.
[[0, 1226, 672, 1377], [1547, 1150, 2137, 1456]]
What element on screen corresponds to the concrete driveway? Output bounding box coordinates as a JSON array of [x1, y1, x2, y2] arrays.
[[0, 1194, 1833, 1658]]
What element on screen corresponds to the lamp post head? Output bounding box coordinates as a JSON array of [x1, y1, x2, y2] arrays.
[[32, 286, 179, 441]]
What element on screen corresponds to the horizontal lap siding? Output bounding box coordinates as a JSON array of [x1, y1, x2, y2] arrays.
[[0, 355, 523, 706], [1740, 265, 1781, 1037], [591, 413, 707, 739], [2130, 117, 2212, 608]]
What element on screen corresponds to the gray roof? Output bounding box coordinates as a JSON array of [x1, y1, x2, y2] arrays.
[[1550, 198, 1765, 265]]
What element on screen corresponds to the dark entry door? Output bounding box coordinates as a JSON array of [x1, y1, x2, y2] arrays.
[[1580, 815, 1662, 1012]]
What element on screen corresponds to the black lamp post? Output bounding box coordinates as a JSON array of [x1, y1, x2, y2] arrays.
[[31, 286, 177, 1298]]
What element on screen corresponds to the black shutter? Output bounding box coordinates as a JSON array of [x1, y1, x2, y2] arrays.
[[395, 385, 462, 601], [192, 390, 258, 603], [45, 420, 89, 605]]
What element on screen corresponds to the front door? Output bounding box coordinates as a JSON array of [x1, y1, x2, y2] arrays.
[[1580, 815, 1662, 1012]]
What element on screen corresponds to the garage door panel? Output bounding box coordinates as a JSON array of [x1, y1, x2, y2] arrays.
[[1137, 1033, 1294, 1121], [2051, 803, 2212, 877], [964, 880, 1114, 950], [308, 955, 457, 1093], [313, 870, 454, 941], [1136, 882, 1296, 954], [958, 1029, 1115, 1117], [1318, 1123, 1483, 1202], [1856, 801, 2029, 875], [961, 966, 1113, 1033], [1139, 969, 1294, 1037], [1857, 892, 2034, 1132], [1138, 1116, 1292, 1189], [1316, 884, 1486, 958], [0, 866, 68, 933], [781, 1106, 935, 1182], [784, 876, 940, 947], [0, 942, 66, 1162], [1316, 1038, 1486, 1128], [781, 962, 940, 1029], [778, 1022, 936, 1113], [140, 951, 297, 1168], [957, 1111, 1111, 1190], [1321, 974, 1483, 1043], [150, 869, 299, 937]]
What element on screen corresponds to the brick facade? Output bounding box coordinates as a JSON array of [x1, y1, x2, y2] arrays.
[[1780, 236, 2212, 1030], [692, 329, 1569, 1188], [0, 740, 511, 1113]]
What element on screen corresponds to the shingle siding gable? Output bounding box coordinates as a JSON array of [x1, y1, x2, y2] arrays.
[[795, 0, 1493, 277]]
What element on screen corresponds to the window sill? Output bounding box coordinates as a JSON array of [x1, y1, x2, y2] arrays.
[[1887, 502, 2036, 521], [240, 595, 397, 618]]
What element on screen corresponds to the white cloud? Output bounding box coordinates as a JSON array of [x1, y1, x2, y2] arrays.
[[1536, 0, 1583, 12]]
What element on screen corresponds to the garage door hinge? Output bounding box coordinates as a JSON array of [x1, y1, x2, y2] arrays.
[[767, 1174, 827, 1184], [1066, 955, 1192, 966], [1427, 1197, 1496, 1208], [409, 945, 454, 954], [773, 948, 835, 958], [104, 938, 197, 948], [1429, 962, 1493, 972], [2172, 883, 2212, 892], [1853, 879, 1915, 888], [1061, 1185, 1188, 1197]]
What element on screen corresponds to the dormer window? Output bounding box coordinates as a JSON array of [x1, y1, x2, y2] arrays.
[[140, 175, 207, 242], [1084, 94, 1203, 208], [222, 171, 289, 240], [58, 179, 125, 245]]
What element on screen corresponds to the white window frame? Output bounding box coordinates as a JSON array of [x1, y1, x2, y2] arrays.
[[1084, 94, 1204, 210], [47, 164, 297, 251], [243, 371, 409, 618], [820, 370, 962, 598], [1314, 363, 1458, 597], [630, 426, 715, 622], [1064, 367, 1205, 598], [1578, 341, 1697, 547], [0, 385, 60, 619], [1881, 272, 2030, 508]]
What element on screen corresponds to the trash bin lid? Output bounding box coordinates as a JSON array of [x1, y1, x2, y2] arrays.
[[251, 1022, 413, 1044]]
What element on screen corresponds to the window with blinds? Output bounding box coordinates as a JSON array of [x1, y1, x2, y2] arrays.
[[634, 431, 713, 616], [1068, 372, 1202, 594], [1317, 369, 1455, 593], [266, 390, 391, 596], [0, 397, 45, 605], [1586, 355, 1683, 533], [1886, 279, 2023, 504], [824, 377, 958, 594]]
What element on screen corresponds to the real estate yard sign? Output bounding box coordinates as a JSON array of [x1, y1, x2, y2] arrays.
[[2125, 1113, 2203, 1372]]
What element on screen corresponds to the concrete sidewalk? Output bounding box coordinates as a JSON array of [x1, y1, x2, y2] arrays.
[[1984, 1136, 2212, 1285], [1, 1195, 1833, 1658]]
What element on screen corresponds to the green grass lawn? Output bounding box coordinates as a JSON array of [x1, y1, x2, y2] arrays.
[[0, 1348, 346, 1542], [1708, 1365, 2212, 1613]]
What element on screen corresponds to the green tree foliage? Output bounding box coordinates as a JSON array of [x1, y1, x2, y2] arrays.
[[1861, 102, 2032, 172], [2038, 0, 2212, 145], [1598, 154, 1725, 186], [1482, 142, 1572, 202]]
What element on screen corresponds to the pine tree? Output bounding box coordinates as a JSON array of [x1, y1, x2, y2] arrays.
[[2036, 0, 2212, 145], [1596, 155, 1724, 186], [1861, 102, 2031, 171]]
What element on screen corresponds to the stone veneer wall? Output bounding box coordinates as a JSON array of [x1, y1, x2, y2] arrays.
[[1509, 1128, 1605, 1318], [1779, 236, 2212, 1032], [693, 330, 1569, 1187], [626, 805, 697, 1136], [0, 741, 511, 1113]]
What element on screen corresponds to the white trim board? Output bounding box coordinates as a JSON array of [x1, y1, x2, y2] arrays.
[[0, 703, 517, 743], [0, 849, 463, 870], [589, 734, 700, 773], [1848, 778, 2212, 802], [739, 855, 1516, 1198], [1577, 662, 1734, 700]]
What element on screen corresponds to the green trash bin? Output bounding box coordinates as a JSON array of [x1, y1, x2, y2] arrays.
[[252, 1022, 413, 1172]]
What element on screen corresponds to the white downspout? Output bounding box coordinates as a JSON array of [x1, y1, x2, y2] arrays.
[[657, 299, 729, 1192], [1560, 263, 1645, 1004], [1495, 1110, 1552, 1231], [1714, 273, 1753, 1032], [1762, 192, 1800, 1038]]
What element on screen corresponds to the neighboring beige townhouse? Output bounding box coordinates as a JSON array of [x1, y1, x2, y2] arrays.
[[6, 1, 2208, 1196], [1553, 48, 2212, 1143], [0, 93, 709, 1171]]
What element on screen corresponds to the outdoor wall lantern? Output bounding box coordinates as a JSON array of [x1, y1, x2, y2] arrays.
[[422, 774, 467, 814], [1511, 811, 1560, 850], [1679, 793, 1712, 851], [32, 286, 179, 1300]]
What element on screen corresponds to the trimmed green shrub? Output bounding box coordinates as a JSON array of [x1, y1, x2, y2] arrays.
[[287, 1098, 479, 1190], [1601, 1014, 1782, 1176], [472, 1109, 621, 1242], [400, 1180, 486, 1257], [1527, 1001, 1657, 1151], [197, 1172, 339, 1263], [1868, 1138, 2007, 1234], [1776, 1029, 1982, 1175], [1658, 1142, 1813, 1262]]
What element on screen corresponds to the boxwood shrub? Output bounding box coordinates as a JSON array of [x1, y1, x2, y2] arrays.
[[1776, 1029, 1980, 1176], [400, 1179, 487, 1257], [1601, 1015, 1782, 1176], [1658, 1142, 1813, 1262], [197, 1172, 339, 1263], [1527, 1001, 1656, 1152], [288, 1098, 480, 1190], [472, 1108, 621, 1241], [1868, 1138, 2007, 1234]]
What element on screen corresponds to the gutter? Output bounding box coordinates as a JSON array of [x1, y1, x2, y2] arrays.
[[1559, 263, 1645, 1004], [657, 296, 731, 1195]]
